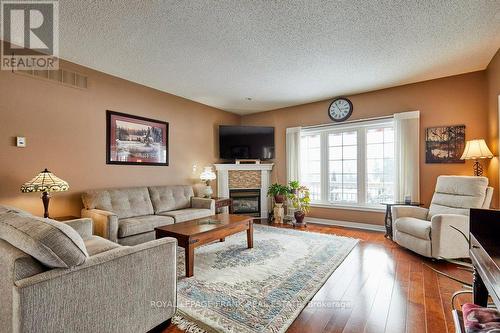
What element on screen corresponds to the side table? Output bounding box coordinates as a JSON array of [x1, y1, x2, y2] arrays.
[[381, 202, 422, 239], [213, 197, 233, 214]]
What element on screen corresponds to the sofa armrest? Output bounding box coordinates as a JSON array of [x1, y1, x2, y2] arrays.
[[0, 239, 47, 333], [15, 238, 177, 285], [60, 218, 93, 240], [14, 238, 177, 332], [191, 197, 215, 214], [431, 214, 469, 259], [392, 206, 429, 221], [81, 208, 119, 242]]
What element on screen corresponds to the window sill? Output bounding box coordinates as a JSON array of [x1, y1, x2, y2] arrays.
[[310, 202, 386, 213]]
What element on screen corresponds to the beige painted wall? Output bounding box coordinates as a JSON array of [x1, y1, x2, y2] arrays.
[[1, 56, 495, 226], [486, 49, 500, 207], [0, 60, 240, 217], [241, 71, 490, 225]]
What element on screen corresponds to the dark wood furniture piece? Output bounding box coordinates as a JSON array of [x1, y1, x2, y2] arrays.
[[213, 197, 233, 213], [155, 214, 253, 277], [381, 201, 422, 239], [451, 209, 500, 333], [470, 208, 500, 308]]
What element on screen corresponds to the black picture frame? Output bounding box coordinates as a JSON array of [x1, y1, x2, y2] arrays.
[[106, 110, 169, 166]]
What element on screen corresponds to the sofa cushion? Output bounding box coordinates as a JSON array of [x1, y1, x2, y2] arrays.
[[82, 187, 154, 219], [159, 208, 213, 223], [148, 185, 194, 214], [394, 217, 432, 240], [118, 215, 174, 238], [118, 231, 156, 246], [0, 212, 89, 268], [84, 235, 121, 256], [428, 176, 488, 218]]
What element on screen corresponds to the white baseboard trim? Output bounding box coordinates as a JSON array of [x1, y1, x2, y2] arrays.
[[304, 217, 385, 232]]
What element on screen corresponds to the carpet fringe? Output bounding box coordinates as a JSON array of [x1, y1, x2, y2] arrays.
[[172, 315, 208, 333]]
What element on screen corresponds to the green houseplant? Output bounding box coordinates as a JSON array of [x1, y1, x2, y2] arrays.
[[267, 183, 290, 204], [288, 181, 311, 224], [288, 180, 300, 194]]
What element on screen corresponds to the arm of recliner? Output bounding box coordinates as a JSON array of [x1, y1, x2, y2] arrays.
[[391, 206, 429, 220], [191, 197, 215, 214], [431, 214, 469, 259], [14, 238, 177, 332], [60, 218, 93, 240], [81, 208, 118, 242]]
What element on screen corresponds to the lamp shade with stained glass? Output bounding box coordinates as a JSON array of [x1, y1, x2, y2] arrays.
[[20, 169, 69, 218]]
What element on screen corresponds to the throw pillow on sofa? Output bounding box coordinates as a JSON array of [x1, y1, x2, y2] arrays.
[[0, 211, 89, 268]]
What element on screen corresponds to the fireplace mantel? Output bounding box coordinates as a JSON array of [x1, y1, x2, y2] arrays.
[[213, 163, 274, 171], [214, 163, 274, 218]]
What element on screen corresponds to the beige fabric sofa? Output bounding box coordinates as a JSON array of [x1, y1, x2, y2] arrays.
[[81, 185, 215, 245], [0, 206, 177, 333], [392, 176, 493, 259]]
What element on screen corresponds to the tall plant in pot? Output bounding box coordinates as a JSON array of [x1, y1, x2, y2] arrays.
[[288, 180, 300, 195], [289, 181, 311, 225], [267, 183, 290, 204]]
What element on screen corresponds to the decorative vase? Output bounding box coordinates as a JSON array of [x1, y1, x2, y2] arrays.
[[274, 203, 285, 223], [274, 194, 285, 204], [294, 211, 306, 225], [404, 195, 411, 204]]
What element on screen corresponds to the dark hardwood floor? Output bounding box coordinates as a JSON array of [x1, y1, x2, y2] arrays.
[[163, 221, 471, 333]]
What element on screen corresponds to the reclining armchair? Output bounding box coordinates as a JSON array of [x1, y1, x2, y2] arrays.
[[392, 176, 493, 259]]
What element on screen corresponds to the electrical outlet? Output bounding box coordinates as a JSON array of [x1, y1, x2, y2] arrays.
[[16, 137, 26, 147]]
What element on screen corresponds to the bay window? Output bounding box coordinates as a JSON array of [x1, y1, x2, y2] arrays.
[[299, 119, 395, 209], [328, 131, 358, 203], [300, 134, 321, 200]]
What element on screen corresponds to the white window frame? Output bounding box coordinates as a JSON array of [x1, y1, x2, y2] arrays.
[[300, 118, 395, 212]]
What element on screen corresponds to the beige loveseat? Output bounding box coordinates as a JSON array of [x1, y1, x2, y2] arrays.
[[82, 185, 215, 245], [0, 205, 176, 333], [393, 176, 493, 259]]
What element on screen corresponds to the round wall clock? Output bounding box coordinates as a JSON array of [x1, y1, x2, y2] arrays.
[[328, 97, 353, 122]]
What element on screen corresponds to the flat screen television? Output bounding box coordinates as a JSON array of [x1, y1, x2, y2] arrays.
[[219, 125, 275, 160]]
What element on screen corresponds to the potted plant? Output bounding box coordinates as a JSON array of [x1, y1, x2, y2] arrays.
[[288, 182, 311, 225], [288, 180, 300, 195], [267, 183, 290, 204]]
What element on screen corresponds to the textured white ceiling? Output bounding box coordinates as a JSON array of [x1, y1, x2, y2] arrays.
[[58, 0, 500, 115]]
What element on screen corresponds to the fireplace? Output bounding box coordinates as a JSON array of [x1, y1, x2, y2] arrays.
[[215, 163, 273, 218], [230, 189, 261, 217]]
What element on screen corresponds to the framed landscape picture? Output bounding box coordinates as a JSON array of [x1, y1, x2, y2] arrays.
[[106, 110, 169, 165], [425, 125, 465, 163]]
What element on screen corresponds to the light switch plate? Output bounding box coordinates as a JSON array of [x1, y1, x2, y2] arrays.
[[16, 137, 26, 147]]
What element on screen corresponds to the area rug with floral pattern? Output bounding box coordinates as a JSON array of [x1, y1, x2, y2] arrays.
[[172, 224, 359, 333]]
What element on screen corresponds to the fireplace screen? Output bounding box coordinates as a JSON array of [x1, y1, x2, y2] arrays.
[[230, 189, 261, 217]]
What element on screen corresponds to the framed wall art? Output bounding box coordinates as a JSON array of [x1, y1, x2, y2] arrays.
[[106, 110, 169, 166], [425, 125, 465, 163]]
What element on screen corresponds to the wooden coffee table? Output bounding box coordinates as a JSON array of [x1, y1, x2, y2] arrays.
[[155, 214, 253, 277]]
